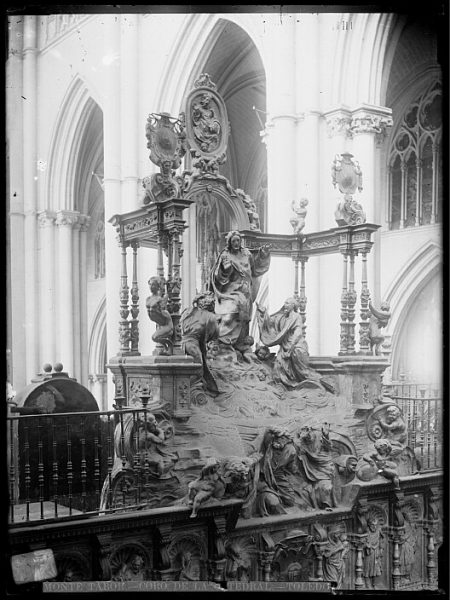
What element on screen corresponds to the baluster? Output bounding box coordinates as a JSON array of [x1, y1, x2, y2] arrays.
[[80, 415, 87, 512], [142, 399, 150, 502], [94, 414, 101, 511], [392, 538, 401, 589], [37, 417, 44, 519], [66, 416, 73, 515], [346, 252, 357, 354], [316, 552, 324, 581], [106, 413, 113, 510], [9, 417, 16, 523], [354, 543, 364, 589], [427, 399, 431, 470], [119, 241, 131, 354], [52, 416, 59, 518], [132, 411, 140, 506], [293, 257, 299, 299], [339, 254, 349, 355], [298, 258, 308, 338], [156, 233, 165, 280], [130, 241, 140, 355], [359, 251, 371, 354], [426, 526, 437, 587], [118, 402, 127, 507], [24, 422, 31, 521]]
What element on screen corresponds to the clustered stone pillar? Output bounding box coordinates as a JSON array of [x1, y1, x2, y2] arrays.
[[23, 15, 39, 382]]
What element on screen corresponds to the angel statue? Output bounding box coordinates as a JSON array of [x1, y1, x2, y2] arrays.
[[290, 198, 308, 235], [368, 301, 391, 355]]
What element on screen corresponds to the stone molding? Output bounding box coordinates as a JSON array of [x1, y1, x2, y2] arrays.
[[55, 210, 81, 228]]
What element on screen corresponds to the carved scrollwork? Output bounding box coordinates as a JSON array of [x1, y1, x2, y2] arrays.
[[185, 73, 229, 168]]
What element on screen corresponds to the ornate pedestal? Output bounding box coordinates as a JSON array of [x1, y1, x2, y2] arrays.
[[107, 355, 202, 420]]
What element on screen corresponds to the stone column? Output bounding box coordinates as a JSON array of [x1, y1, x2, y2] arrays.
[[22, 15, 39, 382], [120, 13, 139, 213], [91, 374, 107, 411], [55, 210, 79, 376], [37, 211, 56, 366], [79, 216, 90, 386], [72, 219, 81, 381], [262, 15, 298, 313], [351, 105, 392, 297], [7, 15, 26, 389], [293, 14, 321, 354], [103, 15, 122, 405]]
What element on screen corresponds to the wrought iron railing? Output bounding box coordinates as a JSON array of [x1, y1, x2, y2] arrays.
[[385, 382, 443, 471], [7, 406, 174, 525]]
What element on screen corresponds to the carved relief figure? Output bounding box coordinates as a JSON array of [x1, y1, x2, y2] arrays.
[[368, 301, 391, 355], [192, 92, 221, 153], [137, 413, 178, 479], [399, 519, 417, 580], [211, 230, 271, 352], [296, 424, 337, 510], [114, 553, 147, 581], [290, 198, 308, 235], [145, 276, 174, 355], [225, 538, 252, 581], [256, 297, 334, 392], [322, 527, 349, 588], [187, 458, 226, 518], [256, 427, 301, 515], [373, 405, 407, 447], [358, 439, 400, 489], [181, 292, 220, 395], [363, 517, 384, 589]]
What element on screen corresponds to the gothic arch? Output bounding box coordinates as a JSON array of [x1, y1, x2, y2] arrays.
[[383, 241, 442, 379], [88, 296, 107, 375], [331, 13, 397, 107], [45, 76, 101, 213]]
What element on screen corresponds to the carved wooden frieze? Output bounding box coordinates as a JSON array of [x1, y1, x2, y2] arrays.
[[128, 377, 153, 407]]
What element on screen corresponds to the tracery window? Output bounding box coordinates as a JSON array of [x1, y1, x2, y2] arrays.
[[388, 82, 442, 229]]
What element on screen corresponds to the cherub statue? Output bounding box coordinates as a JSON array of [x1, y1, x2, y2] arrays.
[[290, 198, 308, 235], [146, 276, 173, 355], [376, 405, 407, 447], [187, 458, 226, 518], [368, 301, 391, 355], [359, 439, 400, 490]]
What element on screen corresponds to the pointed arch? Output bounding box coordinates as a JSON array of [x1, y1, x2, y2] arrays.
[[45, 76, 100, 212], [331, 13, 398, 107], [88, 295, 107, 375], [383, 240, 442, 378]]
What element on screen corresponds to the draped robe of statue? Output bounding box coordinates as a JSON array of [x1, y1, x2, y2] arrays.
[[257, 305, 334, 391], [211, 245, 270, 350], [181, 304, 220, 394]]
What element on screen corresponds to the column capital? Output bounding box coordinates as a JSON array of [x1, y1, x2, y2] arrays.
[[37, 210, 56, 227], [350, 104, 393, 143], [323, 104, 393, 143], [55, 210, 80, 228]]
